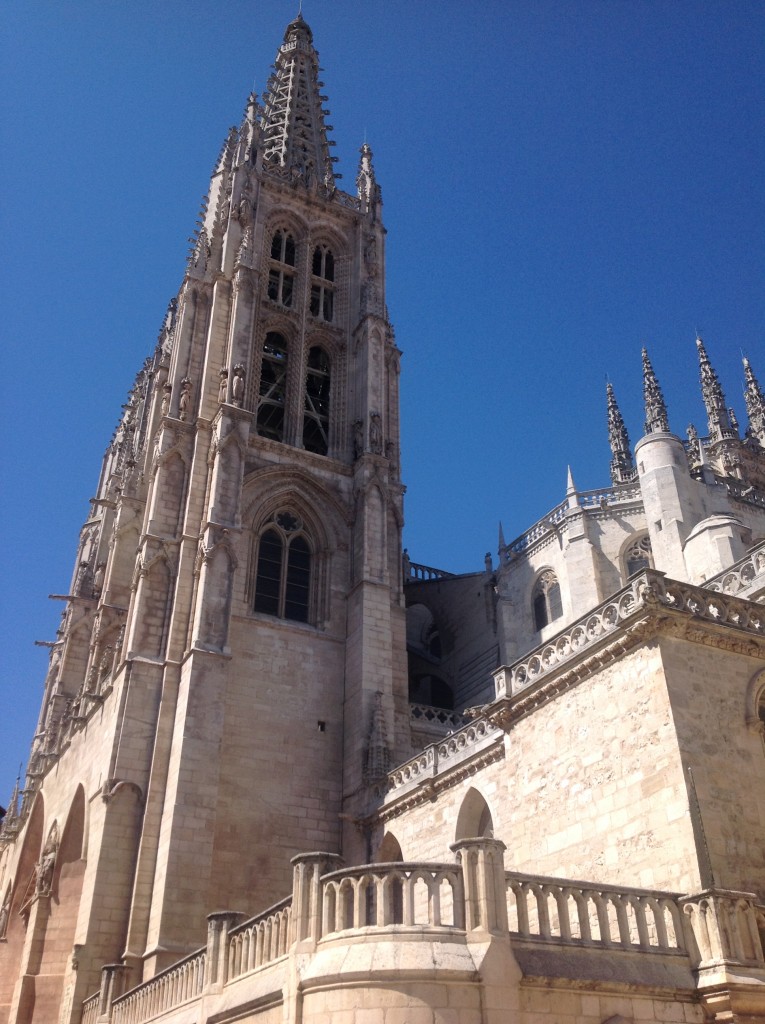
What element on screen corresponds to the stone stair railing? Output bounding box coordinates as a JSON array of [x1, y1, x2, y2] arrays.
[[226, 896, 292, 981], [110, 947, 206, 1024]]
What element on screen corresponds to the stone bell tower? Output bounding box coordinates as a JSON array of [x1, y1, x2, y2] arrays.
[[0, 15, 408, 1020]]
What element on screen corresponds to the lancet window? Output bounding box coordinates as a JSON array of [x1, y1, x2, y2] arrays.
[[624, 534, 653, 579], [303, 347, 331, 456], [252, 511, 312, 623], [257, 333, 289, 442], [532, 570, 562, 631], [310, 245, 334, 322], [268, 230, 296, 308]]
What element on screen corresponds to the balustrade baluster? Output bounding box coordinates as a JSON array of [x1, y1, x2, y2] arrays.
[[594, 893, 612, 946]]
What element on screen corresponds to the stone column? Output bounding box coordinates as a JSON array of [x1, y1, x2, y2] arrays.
[[204, 911, 244, 991], [290, 852, 343, 949], [450, 838, 509, 935]]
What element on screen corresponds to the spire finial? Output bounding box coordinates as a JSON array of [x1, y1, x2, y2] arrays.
[[743, 354, 765, 444], [642, 347, 670, 434], [606, 381, 635, 484], [261, 14, 335, 187], [696, 336, 733, 441]]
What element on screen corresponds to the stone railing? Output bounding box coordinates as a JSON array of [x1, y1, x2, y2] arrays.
[[507, 874, 765, 972], [681, 890, 765, 967], [319, 862, 465, 932], [409, 703, 466, 732], [227, 896, 292, 981], [80, 991, 100, 1024], [704, 541, 765, 600], [507, 872, 685, 952], [110, 947, 206, 1024], [725, 479, 765, 509], [493, 568, 765, 701], [384, 717, 501, 797], [81, 846, 765, 1024], [503, 483, 643, 557], [404, 559, 456, 581]]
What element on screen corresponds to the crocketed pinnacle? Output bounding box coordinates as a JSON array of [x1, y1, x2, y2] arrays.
[[743, 355, 765, 444], [356, 143, 381, 207], [642, 348, 669, 434], [260, 14, 337, 187], [606, 382, 635, 484], [696, 336, 732, 441]]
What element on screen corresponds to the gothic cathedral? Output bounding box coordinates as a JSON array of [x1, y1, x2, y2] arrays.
[[1, 16, 765, 1024]]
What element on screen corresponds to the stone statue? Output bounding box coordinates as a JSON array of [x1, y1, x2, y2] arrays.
[[369, 413, 383, 455], [179, 378, 193, 421], [232, 364, 246, 407], [92, 562, 105, 598], [0, 888, 10, 938], [218, 368, 229, 404], [36, 828, 58, 896], [161, 382, 172, 416], [353, 419, 364, 460]]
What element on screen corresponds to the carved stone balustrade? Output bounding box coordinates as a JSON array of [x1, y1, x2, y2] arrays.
[[502, 483, 643, 559], [506, 871, 685, 953], [681, 889, 765, 968], [705, 540, 765, 602], [227, 896, 293, 978], [109, 948, 205, 1024], [491, 569, 765, 719], [319, 861, 465, 934]]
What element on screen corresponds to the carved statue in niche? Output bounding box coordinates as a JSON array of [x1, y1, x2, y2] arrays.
[[364, 234, 377, 269], [0, 887, 10, 938], [232, 364, 246, 407], [179, 378, 193, 421], [218, 368, 229, 404], [36, 825, 59, 896], [353, 419, 365, 460], [76, 561, 93, 598], [92, 562, 105, 598], [161, 381, 172, 416], [369, 413, 383, 455]]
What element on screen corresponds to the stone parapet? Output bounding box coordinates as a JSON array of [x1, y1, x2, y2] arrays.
[[79, 850, 765, 1024], [491, 567, 765, 724], [704, 539, 765, 601]]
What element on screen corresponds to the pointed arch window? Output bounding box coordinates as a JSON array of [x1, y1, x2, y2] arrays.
[[532, 570, 562, 631], [257, 333, 288, 442], [252, 511, 312, 623], [310, 245, 334, 322], [303, 347, 331, 456], [268, 230, 296, 308]]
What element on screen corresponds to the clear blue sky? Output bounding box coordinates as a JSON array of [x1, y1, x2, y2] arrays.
[[1, 1, 763, 790]]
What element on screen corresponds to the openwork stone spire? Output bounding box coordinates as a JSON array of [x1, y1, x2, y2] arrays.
[[743, 356, 765, 444], [642, 348, 669, 434], [606, 382, 635, 484], [260, 14, 337, 187], [696, 336, 733, 441]]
